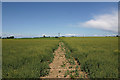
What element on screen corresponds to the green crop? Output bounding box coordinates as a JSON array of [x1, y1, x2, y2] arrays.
[[2, 38, 59, 78], [2, 37, 118, 78], [61, 37, 118, 78]]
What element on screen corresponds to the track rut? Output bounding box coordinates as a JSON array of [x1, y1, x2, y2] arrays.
[[41, 42, 87, 78]]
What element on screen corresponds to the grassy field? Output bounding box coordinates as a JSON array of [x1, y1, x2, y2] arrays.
[[2, 38, 59, 78], [2, 37, 119, 78], [61, 37, 118, 78]]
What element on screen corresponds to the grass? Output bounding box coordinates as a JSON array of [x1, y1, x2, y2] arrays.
[[61, 37, 118, 78], [74, 69, 79, 77], [61, 64, 66, 67], [59, 70, 61, 73], [69, 66, 72, 69], [70, 73, 74, 79], [64, 48, 75, 65], [2, 37, 119, 78], [76, 65, 78, 69], [2, 38, 59, 78], [64, 70, 69, 77]]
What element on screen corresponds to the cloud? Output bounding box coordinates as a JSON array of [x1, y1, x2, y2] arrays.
[[81, 11, 118, 33], [64, 34, 81, 36], [93, 33, 117, 37], [41, 34, 80, 37], [2, 33, 24, 38], [2, 33, 36, 38], [41, 34, 57, 37]]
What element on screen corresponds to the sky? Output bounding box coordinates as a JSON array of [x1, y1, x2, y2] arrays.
[[2, 2, 118, 37]]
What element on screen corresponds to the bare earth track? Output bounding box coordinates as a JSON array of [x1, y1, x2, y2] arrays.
[[41, 42, 87, 78]]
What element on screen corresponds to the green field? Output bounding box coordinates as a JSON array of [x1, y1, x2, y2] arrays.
[[2, 37, 119, 78], [61, 37, 118, 78], [2, 38, 59, 78]]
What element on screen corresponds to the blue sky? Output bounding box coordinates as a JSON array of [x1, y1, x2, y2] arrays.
[[2, 2, 118, 37]]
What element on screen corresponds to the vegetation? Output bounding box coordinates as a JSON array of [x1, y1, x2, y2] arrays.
[[2, 37, 118, 78], [61, 62, 66, 67], [61, 37, 118, 78], [64, 70, 69, 77], [2, 38, 59, 78]]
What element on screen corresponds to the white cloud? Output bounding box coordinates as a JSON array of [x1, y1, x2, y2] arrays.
[[2, 33, 35, 38], [41, 34, 57, 37], [81, 11, 118, 33], [64, 34, 80, 36]]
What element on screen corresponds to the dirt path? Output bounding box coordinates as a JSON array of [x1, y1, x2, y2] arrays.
[[41, 42, 87, 78]]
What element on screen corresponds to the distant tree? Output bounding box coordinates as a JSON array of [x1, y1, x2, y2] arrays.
[[55, 36, 58, 38], [9, 36, 14, 39], [43, 35, 46, 38], [2, 37, 6, 39], [6, 36, 14, 39], [7, 37, 9, 39], [116, 35, 119, 37]]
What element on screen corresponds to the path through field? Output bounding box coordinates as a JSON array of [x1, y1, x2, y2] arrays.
[[41, 42, 87, 78]]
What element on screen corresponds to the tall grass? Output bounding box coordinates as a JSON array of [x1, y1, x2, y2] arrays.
[[2, 38, 59, 78], [61, 37, 118, 78]]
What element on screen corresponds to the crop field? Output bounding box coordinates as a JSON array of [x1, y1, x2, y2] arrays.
[[2, 38, 59, 78], [61, 37, 118, 78], [2, 37, 119, 78]]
